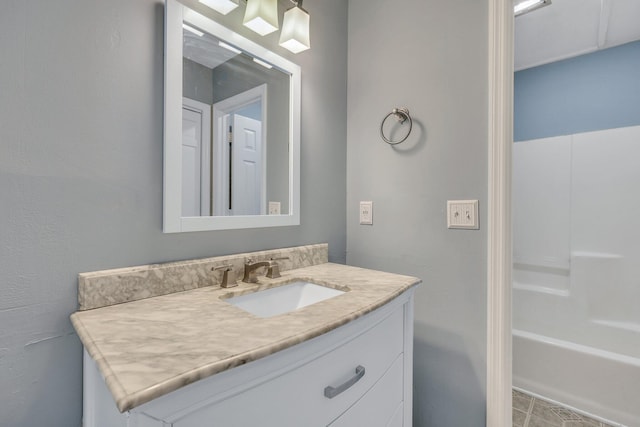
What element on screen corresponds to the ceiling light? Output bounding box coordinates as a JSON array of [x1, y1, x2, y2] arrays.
[[218, 41, 242, 54], [182, 23, 204, 37], [514, 0, 551, 17], [243, 0, 279, 36], [199, 0, 239, 15], [252, 58, 273, 69], [279, 1, 310, 54]]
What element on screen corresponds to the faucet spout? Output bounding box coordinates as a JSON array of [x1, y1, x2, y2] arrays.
[[242, 260, 274, 283]]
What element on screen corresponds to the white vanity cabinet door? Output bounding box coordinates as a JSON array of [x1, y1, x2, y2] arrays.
[[172, 308, 403, 427], [328, 355, 404, 427], [387, 403, 405, 427]]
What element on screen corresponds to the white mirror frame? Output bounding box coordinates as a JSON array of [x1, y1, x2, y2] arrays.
[[164, 0, 301, 232]]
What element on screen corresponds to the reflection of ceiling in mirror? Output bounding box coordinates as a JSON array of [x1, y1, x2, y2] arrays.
[[183, 28, 238, 70]]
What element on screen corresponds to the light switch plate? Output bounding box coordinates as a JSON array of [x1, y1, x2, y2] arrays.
[[447, 200, 479, 229], [359, 201, 373, 225]]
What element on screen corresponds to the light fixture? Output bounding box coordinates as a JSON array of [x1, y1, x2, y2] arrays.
[[279, 0, 310, 54], [199, 0, 239, 15], [182, 23, 204, 37], [514, 0, 551, 17], [243, 0, 279, 36]]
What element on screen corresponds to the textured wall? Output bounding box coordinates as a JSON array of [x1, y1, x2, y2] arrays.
[[514, 40, 640, 142], [0, 0, 347, 425], [347, 0, 489, 425]]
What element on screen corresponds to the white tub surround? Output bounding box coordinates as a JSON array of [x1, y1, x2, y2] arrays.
[[513, 125, 640, 426], [71, 245, 420, 419]]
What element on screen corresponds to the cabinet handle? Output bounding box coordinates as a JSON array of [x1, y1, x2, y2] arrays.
[[323, 365, 366, 399]]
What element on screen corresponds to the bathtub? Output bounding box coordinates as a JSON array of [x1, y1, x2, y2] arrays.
[[513, 329, 640, 427]]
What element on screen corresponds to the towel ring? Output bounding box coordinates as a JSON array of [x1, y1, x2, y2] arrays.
[[380, 107, 412, 145]]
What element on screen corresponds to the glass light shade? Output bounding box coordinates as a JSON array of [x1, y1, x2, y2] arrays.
[[199, 0, 239, 15], [243, 0, 279, 36], [279, 6, 310, 53]]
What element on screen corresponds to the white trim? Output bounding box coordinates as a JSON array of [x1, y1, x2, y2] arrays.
[[163, 0, 184, 232], [183, 97, 212, 215], [163, 0, 301, 232], [487, 0, 513, 426]]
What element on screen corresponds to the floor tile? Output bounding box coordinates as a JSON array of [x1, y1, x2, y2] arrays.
[[563, 422, 606, 427], [513, 408, 527, 427], [513, 389, 533, 412], [528, 414, 562, 427], [531, 399, 564, 426], [512, 389, 619, 427]]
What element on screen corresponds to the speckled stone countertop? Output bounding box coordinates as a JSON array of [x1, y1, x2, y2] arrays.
[[71, 262, 421, 413]]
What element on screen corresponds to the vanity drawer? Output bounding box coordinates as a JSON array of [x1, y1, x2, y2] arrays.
[[173, 307, 404, 427], [328, 354, 404, 427]]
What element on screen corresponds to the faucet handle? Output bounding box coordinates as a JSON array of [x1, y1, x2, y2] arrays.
[[266, 256, 289, 279], [212, 264, 237, 288]]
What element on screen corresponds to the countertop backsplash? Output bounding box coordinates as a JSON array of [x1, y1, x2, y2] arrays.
[[77, 243, 329, 310]]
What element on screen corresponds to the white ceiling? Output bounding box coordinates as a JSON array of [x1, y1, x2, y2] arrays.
[[514, 0, 640, 71], [183, 30, 238, 70]]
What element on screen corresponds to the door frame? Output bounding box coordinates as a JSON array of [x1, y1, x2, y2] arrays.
[[182, 97, 212, 216], [211, 84, 268, 216], [487, 0, 514, 425]]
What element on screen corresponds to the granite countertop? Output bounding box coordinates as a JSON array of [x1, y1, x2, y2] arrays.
[[71, 262, 421, 413]]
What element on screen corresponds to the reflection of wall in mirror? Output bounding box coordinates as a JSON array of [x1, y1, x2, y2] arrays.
[[183, 58, 214, 105], [183, 56, 290, 215]]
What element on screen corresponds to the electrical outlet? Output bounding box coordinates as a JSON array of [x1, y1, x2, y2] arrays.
[[359, 201, 373, 225], [268, 201, 281, 215], [447, 200, 479, 229]]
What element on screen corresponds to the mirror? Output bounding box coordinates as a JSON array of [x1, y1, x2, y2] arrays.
[[164, 0, 301, 232]]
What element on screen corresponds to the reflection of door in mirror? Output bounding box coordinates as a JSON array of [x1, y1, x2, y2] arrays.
[[182, 98, 211, 217], [182, 25, 290, 218], [212, 86, 266, 216], [232, 112, 264, 216]]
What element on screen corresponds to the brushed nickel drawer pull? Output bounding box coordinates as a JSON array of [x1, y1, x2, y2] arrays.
[[323, 365, 365, 399]]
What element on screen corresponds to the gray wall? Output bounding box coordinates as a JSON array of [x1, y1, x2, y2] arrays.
[[183, 57, 214, 104], [347, 0, 489, 426], [0, 0, 347, 426]]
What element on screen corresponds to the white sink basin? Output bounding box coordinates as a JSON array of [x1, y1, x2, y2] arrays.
[[225, 281, 345, 318]]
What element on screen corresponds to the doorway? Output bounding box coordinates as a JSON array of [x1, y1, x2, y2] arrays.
[[212, 84, 267, 216]]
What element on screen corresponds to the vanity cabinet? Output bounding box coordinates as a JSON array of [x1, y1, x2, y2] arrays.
[[83, 290, 415, 427]]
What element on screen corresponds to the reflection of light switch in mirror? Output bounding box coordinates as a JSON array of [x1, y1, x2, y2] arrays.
[[268, 201, 281, 215], [359, 201, 373, 225]]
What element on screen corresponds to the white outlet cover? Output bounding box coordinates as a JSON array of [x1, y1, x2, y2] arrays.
[[268, 201, 281, 215], [447, 200, 479, 229], [359, 201, 373, 225]]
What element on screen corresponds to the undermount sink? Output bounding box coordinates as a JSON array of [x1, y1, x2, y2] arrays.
[[224, 281, 345, 318]]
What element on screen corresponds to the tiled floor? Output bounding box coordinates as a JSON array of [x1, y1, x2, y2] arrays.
[[513, 389, 617, 427]]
